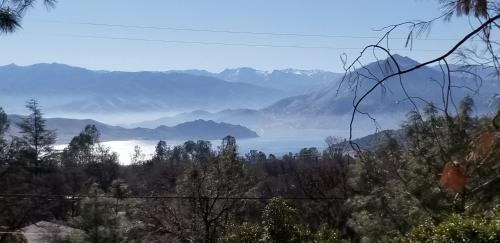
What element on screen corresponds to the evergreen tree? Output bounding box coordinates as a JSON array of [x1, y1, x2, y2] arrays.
[[152, 140, 169, 162], [0, 0, 56, 34], [0, 107, 9, 160], [16, 99, 56, 165], [74, 184, 124, 243]]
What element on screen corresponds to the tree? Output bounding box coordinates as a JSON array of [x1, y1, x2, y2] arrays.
[[298, 147, 320, 161], [0, 0, 56, 34], [442, 0, 489, 18], [152, 140, 169, 162], [83, 145, 120, 192], [62, 124, 100, 166], [245, 150, 267, 164], [176, 138, 250, 242], [61, 125, 104, 211], [16, 99, 56, 165], [324, 136, 345, 160], [220, 197, 348, 243], [130, 145, 145, 164], [220, 222, 265, 243], [338, 2, 499, 240], [262, 197, 310, 243], [344, 96, 500, 241], [291, 150, 350, 234], [0, 107, 9, 160], [220, 135, 237, 159], [73, 184, 125, 243], [0, 107, 8, 139], [397, 211, 500, 242], [132, 138, 255, 242], [0, 106, 69, 240], [61, 125, 120, 193]]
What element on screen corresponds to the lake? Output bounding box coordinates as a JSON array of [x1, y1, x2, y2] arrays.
[[54, 129, 351, 164]]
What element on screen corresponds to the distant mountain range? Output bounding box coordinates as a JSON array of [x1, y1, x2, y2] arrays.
[[1, 56, 497, 135], [173, 67, 341, 95], [264, 54, 498, 116], [7, 115, 258, 143], [0, 64, 341, 115], [0, 64, 286, 114], [132, 55, 499, 132]]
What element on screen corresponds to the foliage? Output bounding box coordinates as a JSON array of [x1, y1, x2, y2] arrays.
[[0, 101, 70, 238], [261, 197, 310, 243], [312, 223, 345, 243], [346, 98, 500, 242], [397, 210, 500, 242], [0, 0, 56, 34], [73, 184, 125, 243], [130, 145, 145, 164], [221, 198, 348, 243], [0, 107, 9, 159], [440, 0, 490, 18], [61, 125, 120, 193], [0, 99, 498, 243], [220, 222, 265, 243], [16, 99, 57, 163], [129, 136, 255, 242]]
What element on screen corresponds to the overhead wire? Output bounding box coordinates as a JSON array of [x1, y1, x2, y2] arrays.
[[0, 193, 345, 201], [32, 19, 481, 42], [25, 32, 444, 52]]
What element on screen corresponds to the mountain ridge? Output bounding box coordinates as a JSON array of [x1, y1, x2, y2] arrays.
[[0, 63, 285, 114], [6, 115, 258, 143], [263, 55, 498, 116], [171, 67, 342, 95], [131, 55, 499, 132]]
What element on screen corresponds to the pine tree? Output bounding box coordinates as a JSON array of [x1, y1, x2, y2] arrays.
[[0, 107, 9, 160], [152, 140, 169, 162], [16, 99, 56, 166]]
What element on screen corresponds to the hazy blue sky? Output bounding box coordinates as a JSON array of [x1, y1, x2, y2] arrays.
[[0, 0, 477, 72]]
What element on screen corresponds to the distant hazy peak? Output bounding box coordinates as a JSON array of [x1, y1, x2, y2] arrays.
[[0, 62, 96, 74], [220, 67, 334, 76], [220, 67, 268, 76], [3, 63, 338, 76], [385, 54, 420, 68], [276, 68, 327, 76]]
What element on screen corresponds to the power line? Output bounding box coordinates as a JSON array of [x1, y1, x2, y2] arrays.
[[0, 193, 345, 201], [0, 232, 58, 235], [28, 32, 444, 52], [34, 20, 472, 42]]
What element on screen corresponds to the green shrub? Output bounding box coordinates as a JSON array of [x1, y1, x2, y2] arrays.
[[397, 212, 500, 243]]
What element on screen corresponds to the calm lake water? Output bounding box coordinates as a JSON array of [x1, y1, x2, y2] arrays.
[[54, 129, 351, 164]]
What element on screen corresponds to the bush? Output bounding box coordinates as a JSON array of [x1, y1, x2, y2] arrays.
[[397, 212, 500, 243], [220, 223, 265, 243], [220, 198, 349, 243]]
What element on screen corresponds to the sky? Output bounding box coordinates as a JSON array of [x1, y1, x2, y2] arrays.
[[0, 0, 478, 72]]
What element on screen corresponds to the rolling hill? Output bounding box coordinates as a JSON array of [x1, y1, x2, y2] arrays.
[[7, 115, 258, 143]]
